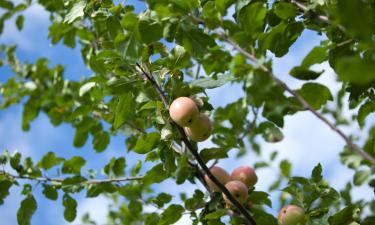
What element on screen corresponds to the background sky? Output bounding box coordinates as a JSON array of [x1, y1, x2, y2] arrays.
[[0, 1, 373, 225]]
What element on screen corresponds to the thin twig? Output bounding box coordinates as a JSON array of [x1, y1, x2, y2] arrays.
[[289, 0, 346, 32], [0, 171, 143, 184], [220, 34, 375, 167], [135, 63, 257, 225]]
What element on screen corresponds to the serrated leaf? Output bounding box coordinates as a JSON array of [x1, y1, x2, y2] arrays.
[[42, 185, 58, 200], [152, 193, 172, 208], [353, 170, 371, 186], [357, 101, 375, 128], [200, 148, 229, 163], [204, 209, 228, 220], [311, 163, 323, 182], [113, 93, 136, 129], [273, 2, 298, 20], [37, 152, 64, 170], [238, 2, 267, 36], [79, 82, 96, 97], [328, 206, 359, 225], [62, 156, 86, 174], [16, 15, 24, 30], [336, 56, 375, 85], [64, 1, 85, 24], [190, 74, 237, 89], [280, 160, 291, 177], [301, 46, 327, 68], [0, 180, 13, 204], [296, 83, 333, 110], [17, 195, 37, 225], [159, 204, 184, 225], [290, 66, 323, 80], [143, 164, 167, 185], [63, 194, 77, 222], [132, 132, 160, 154]]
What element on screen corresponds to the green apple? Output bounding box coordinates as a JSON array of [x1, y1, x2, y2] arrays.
[[184, 113, 212, 142], [204, 166, 231, 192], [169, 97, 199, 127], [278, 205, 305, 225]]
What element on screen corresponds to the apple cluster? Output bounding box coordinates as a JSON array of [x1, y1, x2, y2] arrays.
[[204, 165, 258, 207], [169, 97, 305, 225], [169, 97, 212, 142]]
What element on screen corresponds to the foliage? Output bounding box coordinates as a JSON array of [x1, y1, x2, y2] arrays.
[[1, 0, 375, 224]]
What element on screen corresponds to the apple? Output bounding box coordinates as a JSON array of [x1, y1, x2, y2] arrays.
[[184, 113, 212, 142], [277, 205, 305, 225], [204, 166, 231, 192], [231, 166, 258, 188], [222, 180, 248, 206], [169, 97, 199, 127]]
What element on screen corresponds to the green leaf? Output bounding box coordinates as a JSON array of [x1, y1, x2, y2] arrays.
[[15, 15, 24, 30], [37, 152, 64, 170], [258, 122, 284, 143], [357, 100, 375, 128], [290, 66, 323, 80], [238, 2, 267, 36], [311, 163, 323, 182], [113, 93, 136, 129], [215, 0, 235, 14], [202, 1, 221, 29], [152, 193, 172, 208], [42, 185, 58, 200], [63, 194, 77, 222], [79, 82, 96, 97], [279, 160, 291, 177], [273, 2, 298, 20], [62, 156, 86, 174], [301, 46, 327, 69], [336, 56, 375, 85], [296, 83, 333, 110], [204, 209, 228, 220], [0, 0, 14, 10], [64, 1, 85, 24], [353, 170, 371, 186], [132, 132, 160, 154], [249, 191, 272, 207], [328, 206, 359, 225], [171, 0, 199, 11], [200, 148, 229, 163], [260, 22, 304, 57], [17, 195, 37, 225], [113, 157, 126, 176], [138, 12, 163, 44], [337, 0, 374, 44], [73, 128, 89, 148], [190, 74, 237, 89], [143, 164, 168, 185], [159, 204, 184, 225], [92, 131, 110, 152], [0, 179, 13, 204]]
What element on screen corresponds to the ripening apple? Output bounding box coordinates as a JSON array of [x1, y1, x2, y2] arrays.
[[184, 113, 212, 142], [169, 97, 199, 127], [231, 166, 258, 188], [222, 180, 248, 206], [204, 166, 231, 192], [277, 205, 305, 225]]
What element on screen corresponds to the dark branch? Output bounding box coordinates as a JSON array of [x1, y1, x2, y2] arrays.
[[135, 63, 257, 225]]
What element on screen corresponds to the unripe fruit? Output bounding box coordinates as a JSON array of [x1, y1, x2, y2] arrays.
[[278, 205, 305, 225], [169, 97, 199, 127], [184, 114, 212, 142], [231, 166, 258, 188], [204, 166, 231, 192], [222, 180, 248, 206]]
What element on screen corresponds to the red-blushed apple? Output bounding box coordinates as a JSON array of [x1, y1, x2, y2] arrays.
[[204, 166, 231, 192], [231, 166, 258, 188], [184, 113, 212, 142], [169, 97, 199, 127], [277, 205, 305, 225], [222, 180, 248, 206]]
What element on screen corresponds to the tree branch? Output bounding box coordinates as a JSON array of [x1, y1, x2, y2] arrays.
[[0, 171, 143, 185], [220, 34, 375, 167], [135, 63, 257, 225]]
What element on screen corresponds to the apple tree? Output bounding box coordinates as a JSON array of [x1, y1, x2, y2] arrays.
[[1, 0, 375, 224]]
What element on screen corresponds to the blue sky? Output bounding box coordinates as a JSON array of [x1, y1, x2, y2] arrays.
[[0, 1, 373, 225]]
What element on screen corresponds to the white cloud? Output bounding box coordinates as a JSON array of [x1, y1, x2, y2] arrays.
[[76, 195, 111, 225]]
